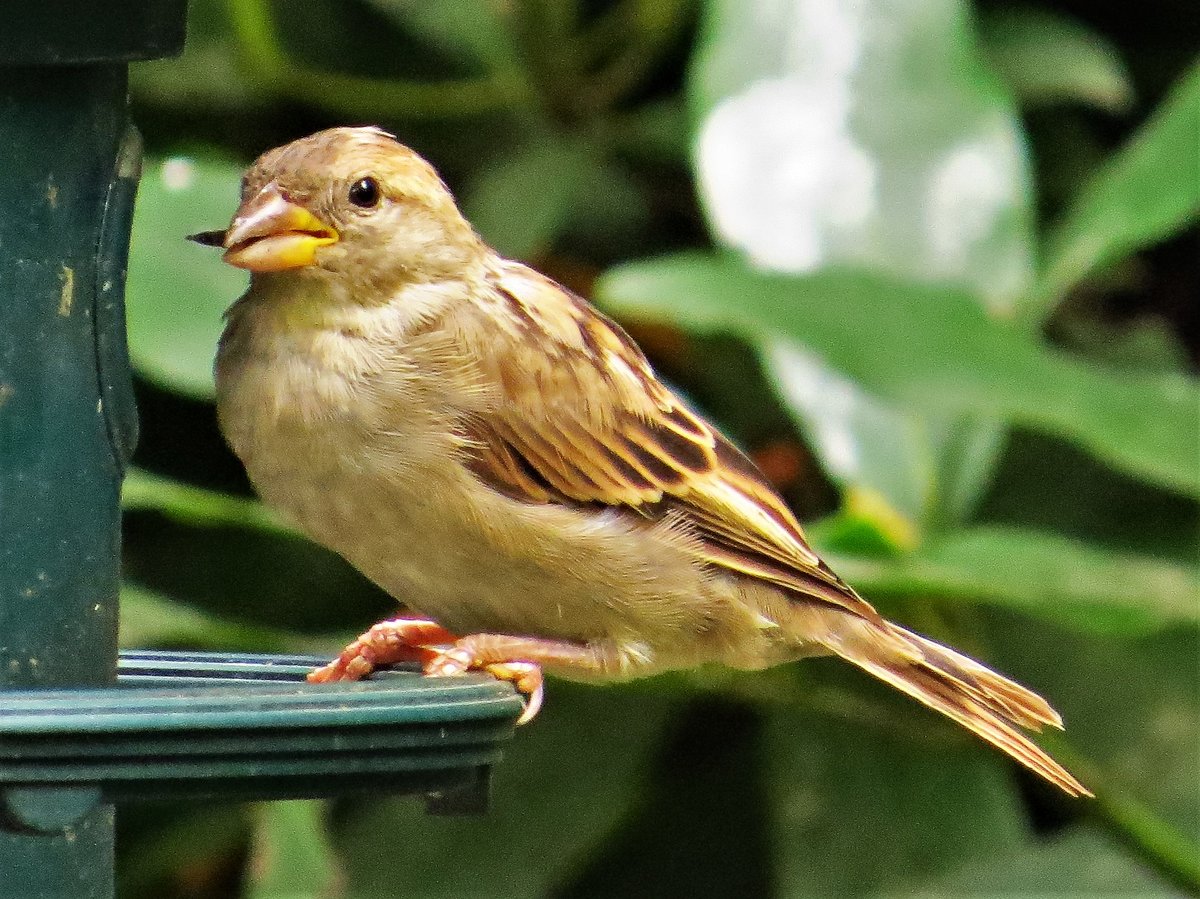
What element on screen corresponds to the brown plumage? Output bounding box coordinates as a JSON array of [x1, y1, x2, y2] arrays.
[[201, 126, 1089, 797]]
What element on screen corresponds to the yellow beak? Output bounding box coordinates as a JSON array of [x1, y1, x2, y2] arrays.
[[221, 185, 338, 272]]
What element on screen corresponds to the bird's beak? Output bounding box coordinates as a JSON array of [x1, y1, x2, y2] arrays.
[[210, 185, 339, 272]]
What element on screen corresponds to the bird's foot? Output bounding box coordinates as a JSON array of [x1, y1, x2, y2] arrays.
[[312, 625, 608, 726], [420, 634, 608, 725], [307, 617, 458, 682]]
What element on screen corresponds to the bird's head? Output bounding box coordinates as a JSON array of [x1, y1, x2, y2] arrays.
[[193, 127, 483, 296]]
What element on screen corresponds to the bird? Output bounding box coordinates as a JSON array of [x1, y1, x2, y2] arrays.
[[192, 125, 1089, 797]]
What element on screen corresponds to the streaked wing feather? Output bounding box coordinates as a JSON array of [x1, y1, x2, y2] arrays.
[[462, 260, 880, 624]]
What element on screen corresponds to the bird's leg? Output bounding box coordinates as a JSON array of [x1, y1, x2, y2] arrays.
[[422, 634, 612, 724], [307, 617, 459, 682]]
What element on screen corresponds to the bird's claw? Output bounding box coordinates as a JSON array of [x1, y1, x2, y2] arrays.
[[423, 649, 544, 724]]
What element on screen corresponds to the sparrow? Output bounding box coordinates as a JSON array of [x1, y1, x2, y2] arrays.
[[193, 126, 1088, 797]]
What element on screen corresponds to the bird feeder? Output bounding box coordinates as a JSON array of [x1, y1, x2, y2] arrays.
[[0, 5, 522, 897]]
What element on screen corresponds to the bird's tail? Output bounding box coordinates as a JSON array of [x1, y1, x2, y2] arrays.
[[807, 609, 1091, 797]]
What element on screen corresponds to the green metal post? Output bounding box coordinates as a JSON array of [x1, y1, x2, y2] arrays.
[[0, 65, 133, 899], [0, 5, 185, 897]]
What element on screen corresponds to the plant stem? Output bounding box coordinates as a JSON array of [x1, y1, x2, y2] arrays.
[[223, 0, 531, 119], [1041, 732, 1200, 895], [577, 0, 694, 113]]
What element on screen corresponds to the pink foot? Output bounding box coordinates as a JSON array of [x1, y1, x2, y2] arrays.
[[307, 618, 458, 683], [423, 645, 545, 724]]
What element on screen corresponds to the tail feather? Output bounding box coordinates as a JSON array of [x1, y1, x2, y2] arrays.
[[893, 626, 1062, 732], [817, 615, 1091, 797]]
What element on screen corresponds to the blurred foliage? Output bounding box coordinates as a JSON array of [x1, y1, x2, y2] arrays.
[[121, 0, 1198, 895]]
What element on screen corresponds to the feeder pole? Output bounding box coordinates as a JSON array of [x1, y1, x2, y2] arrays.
[[0, 5, 187, 897]]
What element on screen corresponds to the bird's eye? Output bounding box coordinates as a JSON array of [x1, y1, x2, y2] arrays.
[[348, 177, 381, 209]]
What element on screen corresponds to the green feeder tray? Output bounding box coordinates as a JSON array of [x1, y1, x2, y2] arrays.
[[0, 651, 524, 820]]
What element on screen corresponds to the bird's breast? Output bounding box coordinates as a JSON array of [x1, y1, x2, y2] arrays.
[[217, 301, 451, 509], [212, 300, 773, 669]]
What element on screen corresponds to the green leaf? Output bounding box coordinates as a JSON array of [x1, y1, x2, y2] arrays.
[[362, 0, 523, 75], [822, 525, 1200, 636], [1055, 313, 1192, 375], [609, 97, 690, 167], [923, 411, 1008, 531], [333, 683, 672, 898], [986, 621, 1200, 848], [560, 157, 651, 260], [119, 583, 308, 652], [462, 137, 597, 259], [597, 254, 1200, 496], [912, 827, 1178, 896], [127, 155, 246, 399], [244, 801, 342, 899], [980, 5, 1134, 113], [687, 0, 1032, 529], [122, 471, 393, 638], [765, 340, 933, 534], [553, 696, 774, 897], [130, 0, 265, 112], [765, 705, 1027, 895], [122, 468, 290, 538], [689, 0, 1034, 311], [1079, 751, 1200, 894], [1037, 60, 1200, 312], [979, 429, 1200, 564], [122, 477, 392, 635], [766, 341, 1011, 537]]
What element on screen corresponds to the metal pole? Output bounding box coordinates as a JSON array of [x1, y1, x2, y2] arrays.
[[0, 64, 139, 899]]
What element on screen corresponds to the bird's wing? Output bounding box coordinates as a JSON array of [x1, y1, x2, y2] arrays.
[[456, 259, 881, 624]]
